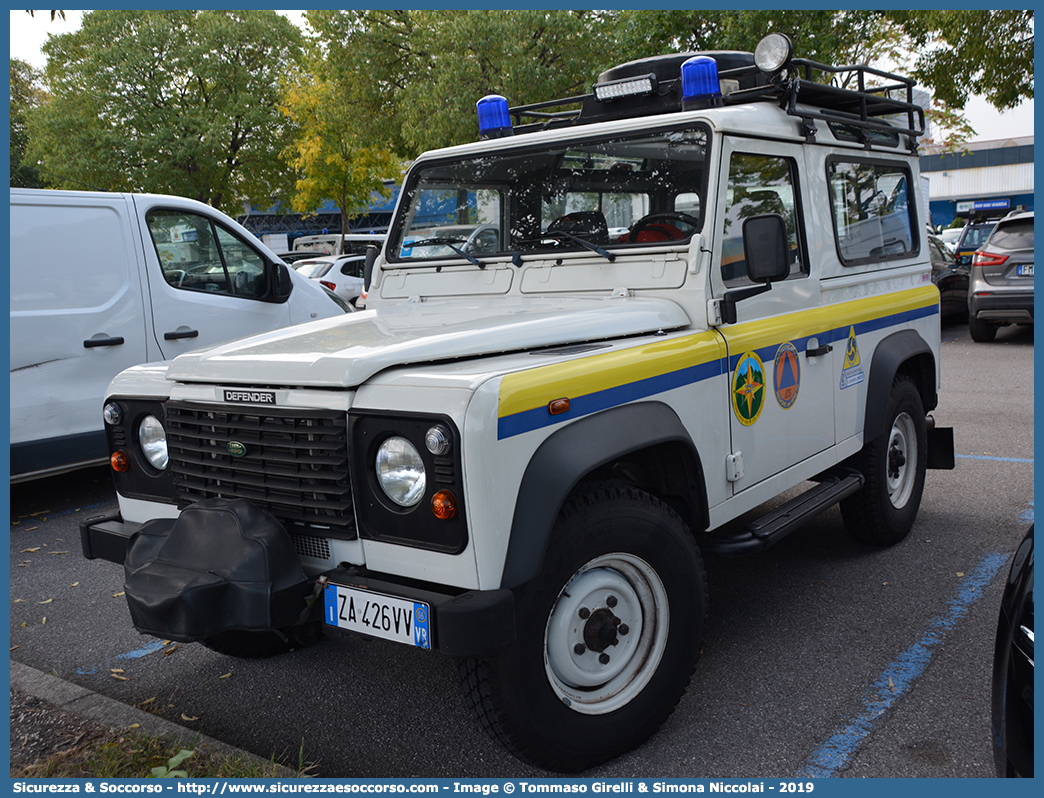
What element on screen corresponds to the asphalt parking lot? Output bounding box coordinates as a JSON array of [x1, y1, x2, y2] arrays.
[[8, 319, 1034, 778]]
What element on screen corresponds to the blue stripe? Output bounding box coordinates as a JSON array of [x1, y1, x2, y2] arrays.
[[796, 551, 1009, 778], [498, 359, 722, 440]]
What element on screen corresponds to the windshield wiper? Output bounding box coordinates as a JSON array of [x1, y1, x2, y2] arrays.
[[402, 237, 486, 269], [516, 232, 616, 262]]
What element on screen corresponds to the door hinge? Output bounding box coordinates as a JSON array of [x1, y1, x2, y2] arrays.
[[726, 452, 745, 483], [707, 298, 723, 327]]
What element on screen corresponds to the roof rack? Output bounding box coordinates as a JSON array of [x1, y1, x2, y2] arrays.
[[505, 44, 925, 152]]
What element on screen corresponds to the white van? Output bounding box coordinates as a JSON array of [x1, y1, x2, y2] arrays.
[[9, 188, 345, 482]]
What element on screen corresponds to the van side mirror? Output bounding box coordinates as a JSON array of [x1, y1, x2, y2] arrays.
[[270, 261, 293, 300], [364, 244, 379, 290]]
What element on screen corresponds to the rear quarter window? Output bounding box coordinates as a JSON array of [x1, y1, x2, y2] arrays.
[[988, 219, 1034, 249], [828, 158, 918, 266]]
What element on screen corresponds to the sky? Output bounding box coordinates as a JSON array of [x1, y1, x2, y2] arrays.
[[7, 9, 1035, 145]]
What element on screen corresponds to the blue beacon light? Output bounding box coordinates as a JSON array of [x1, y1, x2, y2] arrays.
[[477, 95, 513, 140], [681, 56, 724, 111]]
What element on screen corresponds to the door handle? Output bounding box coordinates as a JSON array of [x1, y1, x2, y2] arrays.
[[83, 336, 125, 348], [164, 329, 200, 340], [805, 344, 833, 358]]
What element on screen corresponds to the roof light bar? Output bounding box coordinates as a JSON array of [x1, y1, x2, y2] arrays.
[[593, 74, 658, 102], [476, 94, 513, 140]]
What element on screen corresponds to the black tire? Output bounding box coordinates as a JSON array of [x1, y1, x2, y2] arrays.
[[841, 375, 927, 545], [201, 621, 322, 659], [458, 482, 707, 772], [969, 315, 998, 342]]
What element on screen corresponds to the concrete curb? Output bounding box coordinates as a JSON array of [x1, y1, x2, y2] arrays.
[[10, 659, 299, 776]]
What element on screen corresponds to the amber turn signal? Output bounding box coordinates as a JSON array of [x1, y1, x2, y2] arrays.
[[110, 450, 130, 472], [548, 397, 571, 415], [431, 490, 457, 520]]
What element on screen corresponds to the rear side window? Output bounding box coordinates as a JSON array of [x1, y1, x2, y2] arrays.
[[828, 158, 917, 265], [988, 219, 1034, 249]]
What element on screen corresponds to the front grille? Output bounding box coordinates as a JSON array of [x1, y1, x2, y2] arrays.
[[166, 401, 356, 539]]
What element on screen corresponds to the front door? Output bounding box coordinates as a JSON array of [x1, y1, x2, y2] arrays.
[[711, 138, 835, 492]]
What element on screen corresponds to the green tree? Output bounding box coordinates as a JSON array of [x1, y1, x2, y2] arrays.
[[27, 10, 303, 211], [281, 67, 401, 239], [885, 10, 1033, 111], [306, 10, 616, 157], [10, 58, 46, 188]]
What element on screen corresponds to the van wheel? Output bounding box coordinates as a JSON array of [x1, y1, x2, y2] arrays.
[[201, 621, 322, 659], [969, 316, 998, 342], [841, 376, 927, 545], [458, 483, 706, 772]]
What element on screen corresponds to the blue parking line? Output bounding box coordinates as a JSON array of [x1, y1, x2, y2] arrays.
[[796, 550, 1010, 778], [75, 640, 167, 675], [956, 454, 1033, 464]]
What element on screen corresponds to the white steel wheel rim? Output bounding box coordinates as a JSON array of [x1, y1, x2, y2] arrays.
[[544, 553, 669, 715], [886, 411, 918, 509]]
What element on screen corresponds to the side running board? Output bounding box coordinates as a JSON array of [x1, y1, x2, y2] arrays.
[[702, 470, 864, 558]]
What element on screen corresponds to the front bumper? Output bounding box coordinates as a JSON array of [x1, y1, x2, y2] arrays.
[[80, 510, 516, 657]]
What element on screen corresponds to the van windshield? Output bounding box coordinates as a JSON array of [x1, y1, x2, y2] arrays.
[[389, 125, 709, 264]]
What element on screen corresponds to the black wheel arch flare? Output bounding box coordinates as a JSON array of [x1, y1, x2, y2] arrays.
[[499, 401, 707, 590], [863, 329, 937, 441]]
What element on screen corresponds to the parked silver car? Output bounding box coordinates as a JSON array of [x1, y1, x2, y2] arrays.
[[967, 211, 1034, 342]]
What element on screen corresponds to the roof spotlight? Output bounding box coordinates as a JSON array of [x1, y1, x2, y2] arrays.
[[754, 33, 794, 75]]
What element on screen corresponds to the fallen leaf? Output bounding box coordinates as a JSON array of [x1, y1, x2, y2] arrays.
[[19, 562, 30, 567], [128, 723, 140, 729], [50, 551, 69, 555], [164, 645, 180, 657], [29, 510, 51, 516], [113, 592, 125, 598], [41, 617, 47, 624], [70, 582, 79, 588], [219, 672, 232, 679], [21, 547, 41, 553], [956, 572, 965, 577], [13, 599, 24, 603], [21, 622, 26, 629], [888, 677, 895, 690], [181, 713, 200, 722], [26, 527, 39, 532], [38, 598, 53, 605], [139, 697, 156, 707], [110, 668, 126, 674], [11, 645, 20, 651], [111, 674, 129, 681]]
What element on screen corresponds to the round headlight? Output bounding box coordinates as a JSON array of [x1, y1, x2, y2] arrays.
[[376, 436, 426, 507], [138, 415, 168, 470]]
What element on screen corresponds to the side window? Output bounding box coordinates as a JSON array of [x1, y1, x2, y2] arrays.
[[721, 153, 804, 286], [828, 159, 916, 264], [146, 209, 267, 298]]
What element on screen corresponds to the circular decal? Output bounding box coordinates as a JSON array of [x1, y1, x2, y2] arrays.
[[773, 341, 801, 409], [732, 351, 766, 426], [226, 441, 247, 458]]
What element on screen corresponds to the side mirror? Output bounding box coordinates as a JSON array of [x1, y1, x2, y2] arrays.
[[720, 214, 789, 325], [270, 261, 293, 300], [364, 244, 379, 290], [743, 214, 789, 283]]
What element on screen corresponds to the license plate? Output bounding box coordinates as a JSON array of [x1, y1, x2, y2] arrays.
[[1017, 263, 1034, 276], [324, 584, 431, 649]]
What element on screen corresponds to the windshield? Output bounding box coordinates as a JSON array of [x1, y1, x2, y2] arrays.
[[389, 125, 709, 263]]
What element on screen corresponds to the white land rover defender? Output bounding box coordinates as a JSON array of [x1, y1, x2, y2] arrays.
[[82, 34, 955, 772]]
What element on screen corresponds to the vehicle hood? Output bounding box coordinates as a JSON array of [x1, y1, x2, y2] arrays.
[[165, 295, 691, 388]]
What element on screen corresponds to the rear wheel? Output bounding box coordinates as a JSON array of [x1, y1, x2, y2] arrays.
[[969, 315, 998, 342], [459, 483, 706, 772], [841, 375, 927, 545]]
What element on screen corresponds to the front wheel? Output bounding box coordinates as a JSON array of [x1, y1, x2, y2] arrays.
[[459, 483, 707, 772], [841, 375, 927, 545]]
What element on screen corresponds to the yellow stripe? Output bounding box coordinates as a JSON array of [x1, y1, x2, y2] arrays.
[[498, 332, 725, 419], [498, 284, 938, 419]]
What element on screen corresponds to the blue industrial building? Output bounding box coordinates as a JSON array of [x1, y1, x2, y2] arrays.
[[920, 136, 1033, 230]]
